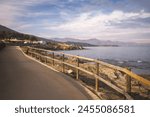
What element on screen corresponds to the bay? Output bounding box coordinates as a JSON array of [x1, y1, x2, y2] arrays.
[[59, 46, 150, 75]]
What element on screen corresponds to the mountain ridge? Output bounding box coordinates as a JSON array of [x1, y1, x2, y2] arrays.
[[50, 37, 137, 46], [0, 24, 55, 42], [1, 24, 148, 46]]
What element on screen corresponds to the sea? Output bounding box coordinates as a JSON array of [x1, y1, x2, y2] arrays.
[[59, 46, 150, 75]]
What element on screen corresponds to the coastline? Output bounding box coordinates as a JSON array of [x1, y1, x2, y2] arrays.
[[59, 46, 150, 79], [21, 46, 150, 99]]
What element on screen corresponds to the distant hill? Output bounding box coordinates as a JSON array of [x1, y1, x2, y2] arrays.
[[50, 38, 97, 46], [0, 24, 55, 42], [66, 41, 97, 47], [0, 25, 16, 32], [0, 25, 95, 47], [50, 38, 138, 46], [0, 24, 36, 41], [0, 24, 143, 47], [0, 24, 83, 50]]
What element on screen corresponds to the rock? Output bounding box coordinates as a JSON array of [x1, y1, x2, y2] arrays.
[[67, 69, 73, 74]]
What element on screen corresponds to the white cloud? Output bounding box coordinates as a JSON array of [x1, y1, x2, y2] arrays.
[[0, 0, 54, 26], [0, 0, 150, 43], [0, 3, 22, 26], [45, 10, 150, 41], [50, 10, 150, 31]]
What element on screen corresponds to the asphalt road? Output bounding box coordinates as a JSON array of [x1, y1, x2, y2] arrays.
[[0, 46, 92, 100]]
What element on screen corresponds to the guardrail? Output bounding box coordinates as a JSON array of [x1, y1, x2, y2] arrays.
[[22, 46, 150, 99]]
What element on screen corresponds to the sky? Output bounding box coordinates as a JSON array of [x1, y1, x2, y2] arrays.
[[0, 0, 150, 43]]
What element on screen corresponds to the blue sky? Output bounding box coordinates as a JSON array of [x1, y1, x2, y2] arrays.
[[0, 0, 150, 43]]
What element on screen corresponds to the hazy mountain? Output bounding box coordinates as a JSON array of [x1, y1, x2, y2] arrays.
[[50, 38, 79, 42], [1, 24, 146, 46], [50, 37, 137, 46], [66, 41, 96, 47]]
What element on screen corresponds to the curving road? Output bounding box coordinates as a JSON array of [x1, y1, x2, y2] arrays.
[[0, 46, 92, 100]]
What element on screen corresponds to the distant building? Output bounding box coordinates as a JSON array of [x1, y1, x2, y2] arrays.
[[10, 38, 23, 42], [30, 40, 46, 44]]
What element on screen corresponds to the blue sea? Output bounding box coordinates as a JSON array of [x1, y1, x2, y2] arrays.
[[60, 46, 150, 75]]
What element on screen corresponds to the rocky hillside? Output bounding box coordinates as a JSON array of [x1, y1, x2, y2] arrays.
[[0, 24, 83, 50], [0, 24, 44, 41]]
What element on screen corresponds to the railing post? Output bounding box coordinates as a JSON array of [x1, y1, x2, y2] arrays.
[[52, 52, 54, 66], [45, 51, 48, 64], [76, 58, 79, 80], [38, 51, 41, 61], [26, 48, 29, 54], [95, 61, 100, 91], [35, 53, 37, 59], [28, 49, 31, 55], [40, 55, 42, 62], [62, 54, 65, 72], [37, 54, 39, 60], [31, 52, 33, 57], [126, 68, 131, 93]]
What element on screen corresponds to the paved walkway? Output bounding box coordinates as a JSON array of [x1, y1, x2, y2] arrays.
[[0, 46, 92, 100]]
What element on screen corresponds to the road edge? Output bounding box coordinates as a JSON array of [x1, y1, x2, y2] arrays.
[[18, 46, 100, 100]]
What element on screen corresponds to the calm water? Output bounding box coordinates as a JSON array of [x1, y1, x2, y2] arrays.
[[60, 46, 150, 75]]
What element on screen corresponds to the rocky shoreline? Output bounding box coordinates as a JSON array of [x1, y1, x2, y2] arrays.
[[101, 59, 150, 79], [32, 42, 83, 51], [21, 46, 150, 99]]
